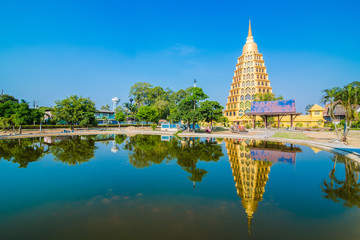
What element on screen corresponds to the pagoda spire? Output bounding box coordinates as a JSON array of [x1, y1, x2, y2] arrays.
[[246, 19, 254, 43], [248, 19, 252, 37]]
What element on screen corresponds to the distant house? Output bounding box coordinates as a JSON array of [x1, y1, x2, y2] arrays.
[[42, 108, 53, 123], [95, 110, 117, 124], [323, 104, 346, 122]]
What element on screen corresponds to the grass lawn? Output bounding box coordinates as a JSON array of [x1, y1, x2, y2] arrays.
[[272, 132, 313, 140]]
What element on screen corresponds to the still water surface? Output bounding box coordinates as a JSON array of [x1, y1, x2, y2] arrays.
[[0, 135, 360, 240]]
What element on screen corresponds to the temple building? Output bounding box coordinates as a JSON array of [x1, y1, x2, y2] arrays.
[[224, 20, 272, 124]]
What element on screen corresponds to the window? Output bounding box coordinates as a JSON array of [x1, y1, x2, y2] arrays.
[[245, 94, 251, 100], [315, 111, 320, 115]]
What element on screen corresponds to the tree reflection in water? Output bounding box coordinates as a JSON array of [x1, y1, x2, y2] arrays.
[[49, 136, 97, 166], [0, 138, 47, 168], [321, 155, 360, 208], [123, 135, 223, 185]]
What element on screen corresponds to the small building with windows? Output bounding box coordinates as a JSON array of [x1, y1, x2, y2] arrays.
[[279, 104, 325, 128], [95, 110, 117, 124]]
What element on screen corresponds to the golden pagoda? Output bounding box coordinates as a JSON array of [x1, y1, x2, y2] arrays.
[[225, 139, 272, 236], [224, 20, 272, 124]]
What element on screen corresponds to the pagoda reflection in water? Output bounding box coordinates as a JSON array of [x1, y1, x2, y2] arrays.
[[225, 139, 302, 235]]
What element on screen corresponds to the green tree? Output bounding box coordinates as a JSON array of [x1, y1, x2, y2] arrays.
[[153, 99, 169, 120], [254, 92, 283, 101], [100, 104, 110, 111], [115, 111, 126, 128], [0, 100, 18, 130], [218, 115, 229, 127], [0, 94, 18, 104], [179, 87, 208, 130], [101, 116, 109, 128], [336, 82, 359, 142], [80, 112, 98, 128], [13, 102, 34, 134], [199, 100, 224, 129], [53, 95, 96, 130], [129, 82, 153, 106], [136, 106, 159, 127], [321, 87, 341, 140]]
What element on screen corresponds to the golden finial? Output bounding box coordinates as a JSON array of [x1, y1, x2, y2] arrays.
[[248, 18, 252, 37], [245, 19, 254, 45]]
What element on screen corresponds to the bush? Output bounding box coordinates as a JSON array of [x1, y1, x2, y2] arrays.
[[245, 123, 251, 129], [324, 122, 335, 130], [151, 123, 157, 130]]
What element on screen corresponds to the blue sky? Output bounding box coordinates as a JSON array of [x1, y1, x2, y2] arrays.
[[0, 0, 359, 112]]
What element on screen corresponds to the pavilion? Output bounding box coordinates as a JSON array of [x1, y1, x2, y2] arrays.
[[246, 99, 302, 129]]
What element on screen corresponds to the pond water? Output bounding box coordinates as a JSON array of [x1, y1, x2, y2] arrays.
[[0, 135, 360, 240]]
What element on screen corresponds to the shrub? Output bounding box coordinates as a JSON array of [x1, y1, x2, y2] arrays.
[[151, 123, 157, 130], [296, 123, 303, 127]]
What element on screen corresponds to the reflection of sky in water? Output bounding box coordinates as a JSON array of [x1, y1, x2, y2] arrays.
[[0, 136, 360, 240]]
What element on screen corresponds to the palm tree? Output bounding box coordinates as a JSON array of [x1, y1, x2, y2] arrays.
[[336, 83, 359, 142], [320, 87, 341, 140]]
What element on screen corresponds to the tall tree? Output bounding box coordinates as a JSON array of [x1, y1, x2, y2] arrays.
[[13, 102, 34, 134], [129, 82, 153, 106], [136, 106, 159, 127], [115, 111, 126, 128], [53, 95, 96, 130], [199, 100, 224, 129], [321, 87, 341, 140], [179, 87, 208, 130], [336, 83, 359, 142], [0, 94, 18, 104]]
